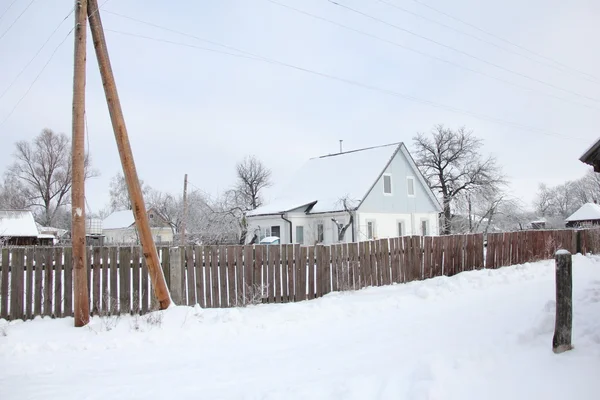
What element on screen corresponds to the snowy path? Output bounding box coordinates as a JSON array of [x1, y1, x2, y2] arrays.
[[2, 256, 600, 399]]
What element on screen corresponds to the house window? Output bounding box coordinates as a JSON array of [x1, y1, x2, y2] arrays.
[[271, 226, 281, 238], [383, 174, 392, 195], [367, 220, 375, 239], [407, 177, 415, 197], [149, 213, 154, 219], [317, 224, 324, 243], [397, 221, 403, 237], [296, 226, 304, 245], [421, 220, 429, 236]]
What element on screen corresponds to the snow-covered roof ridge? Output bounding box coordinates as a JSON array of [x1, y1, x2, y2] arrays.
[[102, 209, 136, 230], [566, 203, 600, 222], [249, 143, 403, 216], [0, 210, 40, 237]]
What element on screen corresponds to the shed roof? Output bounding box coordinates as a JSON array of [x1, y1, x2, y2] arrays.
[[565, 203, 600, 222], [0, 210, 39, 237]]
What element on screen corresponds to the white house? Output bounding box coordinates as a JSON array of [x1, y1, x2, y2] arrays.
[[102, 208, 173, 245], [247, 142, 442, 245]]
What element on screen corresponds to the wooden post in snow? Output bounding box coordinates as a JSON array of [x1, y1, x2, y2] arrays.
[[87, 0, 171, 309], [553, 249, 573, 354]]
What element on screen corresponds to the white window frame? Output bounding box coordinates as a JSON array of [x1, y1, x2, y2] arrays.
[[396, 220, 404, 237], [407, 176, 416, 197], [366, 219, 376, 239], [296, 225, 304, 245], [421, 218, 429, 236], [383, 173, 393, 196]]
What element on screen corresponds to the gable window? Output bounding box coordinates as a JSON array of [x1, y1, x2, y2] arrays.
[[317, 224, 324, 243], [397, 221, 404, 237], [367, 220, 375, 239], [421, 220, 429, 236], [407, 177, 415, 197], [296, 226, 304, 245], [383, 174, 392, 195]]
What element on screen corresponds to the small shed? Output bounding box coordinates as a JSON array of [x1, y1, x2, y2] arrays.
[[565, 203, 600, 228], [0, 210, 42, 246]]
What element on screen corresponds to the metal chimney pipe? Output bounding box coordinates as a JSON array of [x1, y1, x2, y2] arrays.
[[339, 140, 343, 153]]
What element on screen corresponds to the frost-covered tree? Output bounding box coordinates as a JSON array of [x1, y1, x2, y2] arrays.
[[109, 172, 151, 211]]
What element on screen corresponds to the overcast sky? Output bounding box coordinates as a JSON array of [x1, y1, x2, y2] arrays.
[[1, 0, 599, 214]]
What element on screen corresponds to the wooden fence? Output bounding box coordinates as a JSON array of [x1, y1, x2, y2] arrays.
[[1, 229, 598, 321]]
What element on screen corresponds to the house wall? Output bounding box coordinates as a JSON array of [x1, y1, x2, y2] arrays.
[[247, 211, 351, 245], [103, 227, 173, 244], [358, 146, 440, 215], [356, 212, 439, 240]]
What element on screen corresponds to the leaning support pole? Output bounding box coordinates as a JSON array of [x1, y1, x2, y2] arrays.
[[71, 0, 90, 327], [553, 249, 573, 354], [87, 0, 171, 308]]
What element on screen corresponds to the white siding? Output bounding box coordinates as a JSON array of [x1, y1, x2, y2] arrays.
[[103, 227, 173, 244], [356, 212, 439, 240]]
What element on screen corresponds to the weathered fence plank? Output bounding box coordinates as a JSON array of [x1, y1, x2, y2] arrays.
[[44, 247, 53, 317], [54, 247, 63, 318], [219, 246, 227, 307], [423, 236, 432, 279], [25, 248, 34, 319], [286, 244, 294, 302], [109, 247, 118, 314], [204, 246, 213, 308], [186, 246, 196, 306], [227, 246, 236, 307], [210, 246, 219, 307], [10, 249, 24, 320], [101, 247, 109, 313], [255, 245, 265, 303], [297, 245, 307, 301], [132, 247, 142, 313], [273, 245, 282, 303], [244, 245, 254, 304], [92, 247, 101, 315], [307, 246, 315, 298], [141, 250, 149, 313], [119, 247, 131, 314], [0, 248, 8, 319]]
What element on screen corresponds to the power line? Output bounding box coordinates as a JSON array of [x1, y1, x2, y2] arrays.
[[377, 0, 600, 85], [0, 0, 21, 22], [104, 28, 587, 141], [409, 0, 600, 83], [328, 1, 600, 104], [0, 7, 73, 101], [264, 0, 599, 112], [0, 0, 36, 42], [0, 27, 73, 128]]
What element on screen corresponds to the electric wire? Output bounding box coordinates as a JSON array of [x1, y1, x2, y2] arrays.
[[0, 0, 36, 42]]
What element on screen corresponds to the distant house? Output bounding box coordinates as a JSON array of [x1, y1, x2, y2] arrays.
[[565, 203, 600, 228], [247, 143, 442, 245], [102, 208, 173, 244], [0, 210, 53, 246]]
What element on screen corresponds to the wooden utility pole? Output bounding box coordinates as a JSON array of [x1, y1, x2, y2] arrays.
[[71, 0, 90, 327], [87, 0, 171, 308], [181, 174, 188, 246]]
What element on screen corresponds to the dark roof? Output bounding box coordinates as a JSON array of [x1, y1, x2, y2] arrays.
[[580, 138, 600, 172]]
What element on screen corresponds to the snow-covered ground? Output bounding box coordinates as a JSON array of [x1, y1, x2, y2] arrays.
[[2, 255, 600, 400]]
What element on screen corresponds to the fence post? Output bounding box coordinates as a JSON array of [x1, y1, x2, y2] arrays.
[[553, 250, 573, 354], [169, 247, 184, 305]]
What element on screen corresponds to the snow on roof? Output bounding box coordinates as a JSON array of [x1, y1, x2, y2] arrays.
[[102, 210, 136, 230], [0, 210, 39, 237], [249, 143, 400, 216], [565, 203, 600, 222]]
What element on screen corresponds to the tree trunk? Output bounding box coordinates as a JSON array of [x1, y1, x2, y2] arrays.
[[443, 198, 452, 235], [553, 250, 573, 354]]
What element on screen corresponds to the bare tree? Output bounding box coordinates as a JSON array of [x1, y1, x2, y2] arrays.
[[331, 196, 358, 242], [413, 125, 505, 234], [6, 128, 98, 226], [0, 176, 30, 210], [109, 172, 150, 212], [234, 155, 272, 211]]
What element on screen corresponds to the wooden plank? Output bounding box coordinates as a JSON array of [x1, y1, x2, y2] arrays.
[[233, 246, 242, 306], [485, 234, 493, 269], [210, 246, 219, 307], [92, 246, 101, 315], [286, 244, 294, 302], [186, 246, 196, 306], [414, 236, 423, 280], [339, 243, 347, 290], [53, 247, 63, 318], [219, 246, 227, 307], [141, 248, 149, 313], [101, 247, 109, 314], [388, 238, 397, 284], [86, 247, 92, 305], [243, 245, 254, 304], [373, 240, 381, 286], [109, 247, 118, 314], [132, 246, 142, 312], [227, 246, 236, 307], [292, 244, 301, 301], [160, 247, 170, 288], [0, 248, 8, 319], [431, 236, 441, 277], [120, 247, 132, 314], [273, 245, 282, 303], [298, 246, 307, 301], [254, 245, 265, 303], [33, 249, 43, 317], [348, 242, 357, 289], [193, 246, 204, 308], [357, 241, 365, 288], [331, 244, 338, 292], [25, 248, 34, 319], [314, 245, 323, 298], [9, 249, 24, 320], [402, 237, 411, 281], [307, 246, 315, 298], [362, 241, 370, 287], [323, 245, 332, 295], [44, 247, 54, 317], [204, 246, 213, 308], [381, 239, 389, 285], [423, 236, 432, 279], [280, 245, 288, 303], [63, 247, 74, 316]]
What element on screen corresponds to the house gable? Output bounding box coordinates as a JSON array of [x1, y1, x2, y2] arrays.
[[358, 143, 441, 214]]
